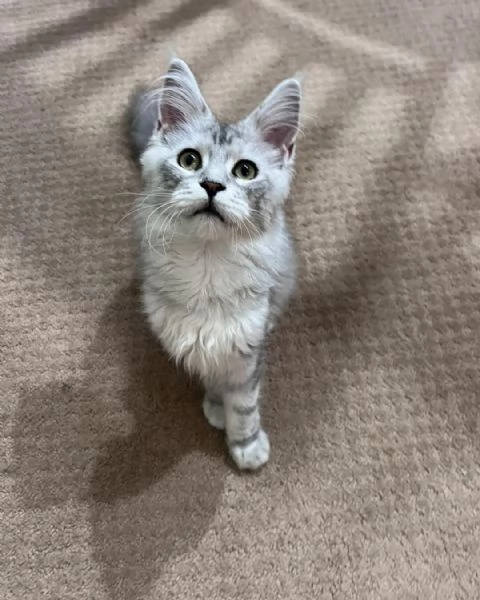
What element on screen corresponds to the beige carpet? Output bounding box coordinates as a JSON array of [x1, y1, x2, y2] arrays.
[[2, 0, 480, 598]]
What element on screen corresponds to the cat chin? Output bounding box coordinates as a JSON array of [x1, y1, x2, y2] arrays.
[[155, 213, 263, 244], [183, 220, 263, 244], [193, 223, 233, 242], [189, 216, 266, 243], [174, 215, 232, 241]]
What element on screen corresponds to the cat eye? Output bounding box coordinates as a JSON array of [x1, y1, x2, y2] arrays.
[[177, 148, 202, 171], [232, 159, 258, 181]]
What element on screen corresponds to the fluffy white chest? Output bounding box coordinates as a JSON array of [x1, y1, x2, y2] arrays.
[[142, 244, 272, 377]]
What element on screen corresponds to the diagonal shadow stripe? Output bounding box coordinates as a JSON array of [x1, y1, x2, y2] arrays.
[[251, 0, 429, 72], [0, 0, 229, 65]]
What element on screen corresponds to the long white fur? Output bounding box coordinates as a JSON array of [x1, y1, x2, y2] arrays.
[[141, 216, 293, 376]]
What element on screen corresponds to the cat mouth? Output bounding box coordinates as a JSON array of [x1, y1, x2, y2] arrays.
[[193, 205, 225, 222]]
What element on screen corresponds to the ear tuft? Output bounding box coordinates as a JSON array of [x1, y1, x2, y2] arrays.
[[249, 78, 301, 152], [159, 58, 210, 129]]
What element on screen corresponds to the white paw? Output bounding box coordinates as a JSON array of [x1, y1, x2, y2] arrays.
[[202, 396, 225, 430], [229, 429, 270, 471]]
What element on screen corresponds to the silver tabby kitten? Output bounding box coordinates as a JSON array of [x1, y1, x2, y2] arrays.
[[128, 58, 301, 470]]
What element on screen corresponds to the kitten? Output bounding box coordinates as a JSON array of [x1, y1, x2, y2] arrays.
[[128, 58, 301, 470]]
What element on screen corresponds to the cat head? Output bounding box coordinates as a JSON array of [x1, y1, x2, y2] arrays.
[[140, 57, 301, 243]]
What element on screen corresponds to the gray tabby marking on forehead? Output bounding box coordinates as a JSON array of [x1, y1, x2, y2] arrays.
[[212, 122, 241, 146]]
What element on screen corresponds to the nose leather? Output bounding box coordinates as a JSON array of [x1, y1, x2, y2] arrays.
[[200, 180, 226, 199]]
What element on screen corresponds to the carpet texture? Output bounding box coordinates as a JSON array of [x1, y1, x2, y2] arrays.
[[1, 0, 480, 598]]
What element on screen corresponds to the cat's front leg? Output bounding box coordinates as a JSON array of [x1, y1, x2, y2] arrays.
[[224, 382, 270, 471], [202, 390, 225, 430], [221, 353, 269, 471]]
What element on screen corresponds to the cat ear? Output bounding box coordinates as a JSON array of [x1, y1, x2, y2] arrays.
[[158, 58, 210, 130], [248, 78, 301, 155]]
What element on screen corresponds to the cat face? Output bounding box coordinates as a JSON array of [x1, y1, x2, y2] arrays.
[[140, 58, 301, 243]]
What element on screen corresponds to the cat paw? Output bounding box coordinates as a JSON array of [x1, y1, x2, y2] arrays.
[[202, 396, 225, 430], [229, 429, 270, 471]]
